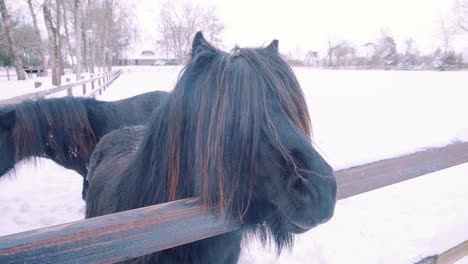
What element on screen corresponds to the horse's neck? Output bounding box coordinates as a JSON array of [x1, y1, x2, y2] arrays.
[[94, 101, 147, 135], [84, 100, 113, 139]]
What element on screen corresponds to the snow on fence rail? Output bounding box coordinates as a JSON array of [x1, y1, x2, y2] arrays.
[[0, 70, 122, 107], [1, 142, 468, 263]]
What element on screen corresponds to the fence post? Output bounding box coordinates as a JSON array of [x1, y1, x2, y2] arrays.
[[65, 78, 72, 96], [82, 83, 87, 95], [105, 73, 108, 89], [6, 67, 10, 81], [105, 74, 108, 88]]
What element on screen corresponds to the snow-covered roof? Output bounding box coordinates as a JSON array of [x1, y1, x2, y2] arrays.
[[121, 41, 163, 59]]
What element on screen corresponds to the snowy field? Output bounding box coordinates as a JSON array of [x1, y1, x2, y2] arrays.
[[0, 66, 467, 263]]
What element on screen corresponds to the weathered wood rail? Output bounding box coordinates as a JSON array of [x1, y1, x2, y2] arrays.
[[0, 70, 122, 107], [0, 199, 238, 264], [1, 142, 468, 263], [417, 240, 468, 264], [336, 141, 468, 199]]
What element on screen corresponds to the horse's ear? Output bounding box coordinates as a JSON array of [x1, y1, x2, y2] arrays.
[[0, 109, 16, 128], [265, 39, 279, 53], [191, 31, 216, 58]]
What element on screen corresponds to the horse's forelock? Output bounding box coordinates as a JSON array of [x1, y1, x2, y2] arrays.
[[164, 47, 311, 219]]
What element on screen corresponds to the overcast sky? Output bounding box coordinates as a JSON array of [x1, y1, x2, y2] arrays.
[[136, 0, 460, 57]]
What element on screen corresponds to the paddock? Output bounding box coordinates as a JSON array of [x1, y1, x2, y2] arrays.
[[0, 69, 466, 263]]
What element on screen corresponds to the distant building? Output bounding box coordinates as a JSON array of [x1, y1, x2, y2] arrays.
[[118, 47, 176, 66], [136, 50, 158, 65], [304, 51, 319, 66]]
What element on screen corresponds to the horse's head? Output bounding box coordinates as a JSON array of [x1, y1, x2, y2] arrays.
[[0, 99, 96, 178], [162, 32, 337, 250], [0, 108, 16, 176]]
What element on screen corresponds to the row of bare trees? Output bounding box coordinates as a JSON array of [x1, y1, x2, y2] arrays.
[[301, 32, 465, 70], [0, 0, 135, 85], [298, 1, 468, 69]]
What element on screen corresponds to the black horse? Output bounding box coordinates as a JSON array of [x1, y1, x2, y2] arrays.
[[86, 32, 337, 263], [0, 91, 168, 198]]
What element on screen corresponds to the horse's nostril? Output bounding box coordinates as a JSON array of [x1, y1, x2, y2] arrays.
[[292, 177, 305, 193], [289, 175, 315, 204]]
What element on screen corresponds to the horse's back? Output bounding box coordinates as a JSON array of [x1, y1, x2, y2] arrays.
[[109, 91, 169, 128], [86, 125, 146, 217]]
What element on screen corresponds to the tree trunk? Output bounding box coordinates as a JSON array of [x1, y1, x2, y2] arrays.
[[0, 0, 26, 80], [80, 6, 87, 72], [62, 3, 75, 68], [106, 1, 113, 71], [55, 0, 64, 75], [73, 0, 82, 80], [27, 0, 48, 76], [43, 0, 61, 86], [83, 1, 92, 73]]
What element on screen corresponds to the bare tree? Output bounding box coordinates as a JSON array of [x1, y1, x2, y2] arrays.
[[80, 3, 87, 72], [374, 30, 398, 66], [73, 0, 82, 79], [26, 0, 48, 75], [438, 18, 456, 57], [454, 0, 468, 32], [326, 36, 338, 67], [199, 6, 224, 45], [400, 38, 419, 67], [158, 1, 224, 63], [62, 0, 75, 68], [43, 0, 61, 85], [82, 0, 135, 72], [0, 0, 26, 80], [54, 0, 64, 74], [334, 41, 356, 67]]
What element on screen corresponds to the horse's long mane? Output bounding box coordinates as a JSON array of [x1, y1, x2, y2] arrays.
[[12, 98, 96, 162], [119, 41, 311, 234]]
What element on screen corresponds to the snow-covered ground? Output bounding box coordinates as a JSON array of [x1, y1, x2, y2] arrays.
[[0, 66, 467, 263]]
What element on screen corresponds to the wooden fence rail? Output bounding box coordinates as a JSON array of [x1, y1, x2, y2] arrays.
[[0, 70, 122, 107], [1, 142, 467, 263], [417, 240, 468, 264]]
